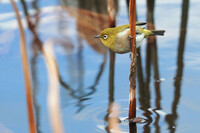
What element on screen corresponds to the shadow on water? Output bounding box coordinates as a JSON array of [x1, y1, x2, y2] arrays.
[[165, 0, 189, 132]]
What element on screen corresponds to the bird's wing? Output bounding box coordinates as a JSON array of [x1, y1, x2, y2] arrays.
[[121, 24, 130, 32], [120, 22, 146, 31], [119, 24, 146, 36]]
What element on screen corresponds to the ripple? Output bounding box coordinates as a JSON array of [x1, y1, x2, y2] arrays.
[[72, 99, 169, 132]]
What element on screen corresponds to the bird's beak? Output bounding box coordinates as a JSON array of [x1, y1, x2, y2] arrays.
[[94, 35, 101, 38]]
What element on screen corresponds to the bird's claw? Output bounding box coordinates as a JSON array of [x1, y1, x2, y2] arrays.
[[129, 35, 133, 40], [129, 53, 133, 60]]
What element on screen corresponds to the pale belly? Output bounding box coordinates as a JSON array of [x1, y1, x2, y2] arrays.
[[114, 31, 145, 54]]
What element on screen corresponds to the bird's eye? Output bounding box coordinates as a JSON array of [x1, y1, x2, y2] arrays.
[[103, 35, 108, 39]]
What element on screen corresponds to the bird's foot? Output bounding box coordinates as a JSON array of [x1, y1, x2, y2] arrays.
[[128, 35, 133, 40], [129, 53, 134, 60]]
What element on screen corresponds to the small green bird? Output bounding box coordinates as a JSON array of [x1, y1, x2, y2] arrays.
[[94, 22, 165, 54]]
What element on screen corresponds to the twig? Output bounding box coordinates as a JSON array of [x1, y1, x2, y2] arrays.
[[128, 0, 137, 119], [10, 0, 36, 132]]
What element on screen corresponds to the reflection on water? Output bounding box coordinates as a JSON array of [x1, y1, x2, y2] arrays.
[[21, 0, 43, 132], [165, 0, 189, 133], [0, 0, 199, 132]]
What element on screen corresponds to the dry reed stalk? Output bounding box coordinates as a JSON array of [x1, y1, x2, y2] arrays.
[[128, 0, 137, 119], [43, 40, 64, 133], [108, 103, 121, 133], [10, 0, 36, 132]]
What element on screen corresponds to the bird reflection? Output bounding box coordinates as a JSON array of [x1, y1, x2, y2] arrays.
[[165, 0, 189, 132], [58, 1, 114, 112]]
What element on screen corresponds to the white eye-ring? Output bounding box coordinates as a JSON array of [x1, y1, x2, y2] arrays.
[[103, 35, 108, 39]]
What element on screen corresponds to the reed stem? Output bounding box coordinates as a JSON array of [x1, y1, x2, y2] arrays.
[[128, 0, 137, 119]]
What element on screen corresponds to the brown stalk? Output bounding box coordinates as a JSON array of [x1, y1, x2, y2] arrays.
[[43, 40, 64, 133], [128, 0, 137, 119], [10, 0, 36, 133]]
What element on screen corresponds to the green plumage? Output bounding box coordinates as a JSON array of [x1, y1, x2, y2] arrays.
[[95, 23, 165, 53]]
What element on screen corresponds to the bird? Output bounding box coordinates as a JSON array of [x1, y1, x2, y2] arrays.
[[94, 22, 165, 54]]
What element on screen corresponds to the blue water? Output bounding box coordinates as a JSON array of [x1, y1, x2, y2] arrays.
[[0, 0, 200, 132]]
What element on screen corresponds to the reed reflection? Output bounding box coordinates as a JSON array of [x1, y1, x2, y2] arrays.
[[165, 0, 189, 132], [104, 0, 117, 132], [136, 0, 163, 132], [61, 0, 118, 15], [59, 42, 107, 113], [105, 49, 116, 133], [146, 1, 162, 133], [20, 0, 42, 132], [20, 0, 111, 131]]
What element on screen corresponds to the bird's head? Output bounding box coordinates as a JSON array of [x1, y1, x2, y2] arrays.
[[94, 28, 116, 49]]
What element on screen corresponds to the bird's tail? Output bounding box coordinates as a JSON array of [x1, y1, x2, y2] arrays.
[[142, 28, 165, 37], [150, 30, 165, 36]]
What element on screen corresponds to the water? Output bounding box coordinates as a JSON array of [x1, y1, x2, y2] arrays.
[[0, 0, 200, 132]]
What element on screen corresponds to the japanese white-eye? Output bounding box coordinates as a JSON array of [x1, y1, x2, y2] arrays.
[[94, 22, 165, 54]]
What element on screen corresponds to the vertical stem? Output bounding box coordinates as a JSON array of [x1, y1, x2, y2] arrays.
[[129, 0, 137, 119], [10, 0, 36, 133], [107, 0, 116, 105]]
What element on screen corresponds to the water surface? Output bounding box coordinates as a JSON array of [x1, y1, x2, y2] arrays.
[[0, 0, 200, 132]]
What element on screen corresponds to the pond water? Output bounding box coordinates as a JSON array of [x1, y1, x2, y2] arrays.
[[0, 0, 200, 133]]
